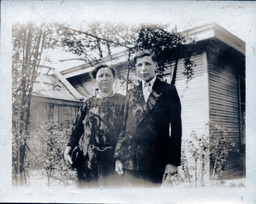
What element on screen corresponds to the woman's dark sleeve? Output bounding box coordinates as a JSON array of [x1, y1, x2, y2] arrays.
[[67, 103, 87, 148]]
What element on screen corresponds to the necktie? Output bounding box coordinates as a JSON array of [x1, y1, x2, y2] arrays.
[[143, 82, 152, 102], [144, 82, 152, 92]]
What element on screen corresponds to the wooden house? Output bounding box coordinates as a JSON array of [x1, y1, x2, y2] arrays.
[[26, 67, 83, 166], [29, 67, 84, 129], [57, 23, 245, 180]]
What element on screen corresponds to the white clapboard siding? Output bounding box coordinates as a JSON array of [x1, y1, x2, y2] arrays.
[[167, 53, 212, 177], [207, 41, 244, 178], [173, 54, 208, 142]]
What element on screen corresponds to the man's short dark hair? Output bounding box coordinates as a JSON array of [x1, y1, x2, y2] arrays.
[[90, 64, 116, 79], [134, 50, 157, 64]]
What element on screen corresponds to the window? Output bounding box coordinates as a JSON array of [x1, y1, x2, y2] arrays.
[[46, 104, 54, 122]]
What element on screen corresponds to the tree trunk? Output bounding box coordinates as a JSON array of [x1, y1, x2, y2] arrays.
[[201, 155, 205, 186], [14, 23, 45, 186], [195, 158, 197, 187], [126, 48, 131, 93], [171, 48, 180, 85]]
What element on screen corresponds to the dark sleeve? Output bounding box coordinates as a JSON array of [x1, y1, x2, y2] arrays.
[[114, 91, 131, 160], [113, 132, 126, 161], [67, 103, 87, 148], [166, 85, 182, 166]]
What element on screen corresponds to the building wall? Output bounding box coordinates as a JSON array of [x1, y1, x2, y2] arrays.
[[172, 53, 208, 142], [207, 39, 245, 178], [27, 96, 82, 168], [163, 53, 211, 179], [29, 96, 82, 129]]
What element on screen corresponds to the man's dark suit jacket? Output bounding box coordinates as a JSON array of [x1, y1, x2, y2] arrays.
[[114, 78, 182, 182]]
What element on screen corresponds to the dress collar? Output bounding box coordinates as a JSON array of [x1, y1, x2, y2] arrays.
[[96, 91, 115, 99]]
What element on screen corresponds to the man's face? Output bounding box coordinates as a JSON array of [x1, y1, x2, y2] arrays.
[[135, 55, 157, 82]]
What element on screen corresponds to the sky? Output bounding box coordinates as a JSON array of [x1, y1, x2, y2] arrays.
[[2, 1, 255, 41], [1, 0, 256, 203], [3, 1, 255, 71]]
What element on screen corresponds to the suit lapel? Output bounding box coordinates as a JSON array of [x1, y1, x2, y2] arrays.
[[147, 78, 163, 111], [135, 78, 164, 127]]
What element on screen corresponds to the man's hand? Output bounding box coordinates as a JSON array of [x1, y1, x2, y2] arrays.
[[115, 160, 124, 175], [162, 164, 178, 184], [64, 146, 73, 165], [164, 164, 178, 175]]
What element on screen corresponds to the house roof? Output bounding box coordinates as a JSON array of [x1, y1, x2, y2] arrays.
[[32, 67, 84, 101], [186, 23, 245, 55], [32, 23, 245, 101], [60, 48, 130, 79], [59, 23, 245, 80]]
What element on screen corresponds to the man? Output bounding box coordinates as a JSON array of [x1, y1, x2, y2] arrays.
[[114, 50, 182, 185]]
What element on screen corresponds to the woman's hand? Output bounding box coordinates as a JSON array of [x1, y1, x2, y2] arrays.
[[115, 160, 124, 175], [64, 146, 73, 165]]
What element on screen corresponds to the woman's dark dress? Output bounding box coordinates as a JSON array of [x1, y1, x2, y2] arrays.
[[67, 93, 125, 187]]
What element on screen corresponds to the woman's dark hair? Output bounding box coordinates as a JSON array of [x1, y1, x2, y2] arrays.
[[90, 64, 116, 79]]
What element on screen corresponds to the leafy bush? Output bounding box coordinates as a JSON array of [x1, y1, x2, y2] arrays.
[[186, 130, 209, 187], [31, 122, 76, 186], [208, 122, 236, 182], [181, 121, 237, 187]]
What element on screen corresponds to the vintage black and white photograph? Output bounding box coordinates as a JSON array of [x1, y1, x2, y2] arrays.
[[0, 1, 256, 203]]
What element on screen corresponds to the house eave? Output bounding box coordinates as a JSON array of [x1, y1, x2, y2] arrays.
[[187, 23, 245, 55], [31, 94, 83, 104], [60, 49, 130, 79], [61, 23, 245, 79]]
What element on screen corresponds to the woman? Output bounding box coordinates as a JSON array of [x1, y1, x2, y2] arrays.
[[64, 64, 125, 188]]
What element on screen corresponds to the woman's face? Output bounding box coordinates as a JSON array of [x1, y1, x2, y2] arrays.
[[96, 67, 115, 92]]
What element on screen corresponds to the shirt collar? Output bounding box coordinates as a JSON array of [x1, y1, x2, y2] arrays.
[[142, 76, 157, 89]]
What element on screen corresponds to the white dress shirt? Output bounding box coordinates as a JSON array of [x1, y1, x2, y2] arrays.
[[142, 76, 157, 102]]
